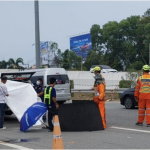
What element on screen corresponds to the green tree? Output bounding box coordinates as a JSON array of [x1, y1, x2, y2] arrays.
[[0, 60, 8, 69], [61, 49, 70, 70], [61, 50, 81, 70], [53, 49, 62, 67]]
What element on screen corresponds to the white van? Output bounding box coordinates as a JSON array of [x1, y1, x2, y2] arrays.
[[25, 68, 71, 104]]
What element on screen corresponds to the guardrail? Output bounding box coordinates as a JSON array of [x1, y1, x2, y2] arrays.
[[71, 88, 128, 94]]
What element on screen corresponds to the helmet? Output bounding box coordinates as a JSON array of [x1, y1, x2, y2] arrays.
[[93, 66, 101, 72], [142, 65, 150, 71]]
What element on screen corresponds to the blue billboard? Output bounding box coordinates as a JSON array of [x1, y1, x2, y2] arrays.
[[40, 41, 48, 65], [70, 33, 92, 61]]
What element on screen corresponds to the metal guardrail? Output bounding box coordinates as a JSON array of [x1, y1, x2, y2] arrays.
[[71, 88, 128, 94]]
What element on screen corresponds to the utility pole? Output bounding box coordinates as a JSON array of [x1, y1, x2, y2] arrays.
[[34, 0, 41, 69]]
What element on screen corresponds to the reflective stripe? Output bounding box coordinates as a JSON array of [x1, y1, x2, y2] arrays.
[[54, 122, 60, 126], [139, 108, 145, 110], [141, 79, 150, 82], [53, 135, 62, 139], [139, 114, 145, 116], [140, 90, 150, 93], [147, 114, 150, 116], [136, 84, 140, 86], [44, 87, 52, 104], [141, 86, 150, 89], [146, 108, 150, 110], [135, 89, 139, 91]]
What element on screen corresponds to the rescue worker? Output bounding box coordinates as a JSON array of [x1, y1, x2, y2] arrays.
[[134, 65, 150, 127], [44, 77, 59, 132], [92, 66, 106, 129]]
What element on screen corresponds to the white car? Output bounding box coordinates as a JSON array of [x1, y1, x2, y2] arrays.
[[90, 65, 118, 73]]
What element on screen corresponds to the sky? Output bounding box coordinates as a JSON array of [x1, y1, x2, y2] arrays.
[[0, 1, 150, 67]]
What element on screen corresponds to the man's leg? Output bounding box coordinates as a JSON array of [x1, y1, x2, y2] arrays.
[[145, 99, 150, 125], [98, 101, 106, 129], [42, 113, 47, 122], [48, 108, 54, 131], [0, 104, 5, 128], [42, 99, 47, 122], [137, 99, 146, 124]]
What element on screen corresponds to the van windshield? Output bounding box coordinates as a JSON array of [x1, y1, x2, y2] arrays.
[[47, 75, 69, 85], [30, 76, 44, 85]]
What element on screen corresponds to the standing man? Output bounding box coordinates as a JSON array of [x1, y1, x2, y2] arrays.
[[134, 65, 150, 127], [44, 77, 59, 132], [92, 66, 106, 129], [0, 76, 9, 129], [33, 78, 46, 122]]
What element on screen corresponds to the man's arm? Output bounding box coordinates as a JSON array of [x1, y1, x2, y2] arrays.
[[98, 83, 105, 100], [52, 97, 59, 109], [37, 86, 44, 96], [2, 85, 9, 97], [134, 78, 140, 102], [37, 92, 44, 97], [51, 88, 59, 109]]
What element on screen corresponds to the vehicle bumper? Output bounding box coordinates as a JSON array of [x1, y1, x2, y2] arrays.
[[120, 97, 124, 105], [56, 93, 71, 101]]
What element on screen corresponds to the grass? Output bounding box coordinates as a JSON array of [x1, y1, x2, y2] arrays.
[[72, 93, 120, 101]]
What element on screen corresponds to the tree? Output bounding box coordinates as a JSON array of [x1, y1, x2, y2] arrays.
[[90, 24, 102, 50], [61, 49, 71, 70], [0, 60, 8, 69], [61, 50, 81, 70], [68, 51, 81, 70], [7, 58, 24, 69], [53, 49, 62, 67]]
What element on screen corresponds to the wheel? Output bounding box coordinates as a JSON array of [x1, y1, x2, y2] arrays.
[[124, 96, 135, 109]]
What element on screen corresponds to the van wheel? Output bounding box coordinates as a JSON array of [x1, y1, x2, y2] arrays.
[[58, 101, 65, 104], [124, 97, 135, 109]]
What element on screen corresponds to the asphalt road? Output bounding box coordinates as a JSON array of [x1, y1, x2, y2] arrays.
[[0, 101, 150, 149]]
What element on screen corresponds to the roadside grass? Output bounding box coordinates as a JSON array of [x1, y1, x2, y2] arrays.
[[71, 93, 120, 101]]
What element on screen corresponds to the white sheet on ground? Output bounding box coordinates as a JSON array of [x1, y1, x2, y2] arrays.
[[5, 80, 42, 126]]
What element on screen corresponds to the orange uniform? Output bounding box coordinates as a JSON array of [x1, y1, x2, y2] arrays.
[[134, 73, 150, 124], [93, 82, 106, 129]]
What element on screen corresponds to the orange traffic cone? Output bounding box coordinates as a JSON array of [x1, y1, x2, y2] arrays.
[[52, 115, 64, 149]]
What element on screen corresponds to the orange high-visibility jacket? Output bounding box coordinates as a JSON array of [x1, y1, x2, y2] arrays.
[[134, 73, 150, 99], [95, 83, 105, 100]]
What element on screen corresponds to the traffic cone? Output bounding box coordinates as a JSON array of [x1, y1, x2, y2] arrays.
[[52, 115, 64, 149]]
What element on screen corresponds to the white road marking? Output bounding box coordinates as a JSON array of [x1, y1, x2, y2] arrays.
[[0, 141, 34, 149], [110, 126, 150, 133]]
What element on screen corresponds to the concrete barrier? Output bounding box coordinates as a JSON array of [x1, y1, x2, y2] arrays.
[[67, 71, 128, 89], [58, 100, 104, 131]]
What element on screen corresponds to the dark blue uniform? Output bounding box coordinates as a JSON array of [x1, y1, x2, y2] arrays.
[[33, 85, 45, 102], [34, 85, 46, 122], [44, 86, 57, 131]]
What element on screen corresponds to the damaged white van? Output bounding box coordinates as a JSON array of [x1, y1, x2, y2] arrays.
[[27, 68, 71, 104]]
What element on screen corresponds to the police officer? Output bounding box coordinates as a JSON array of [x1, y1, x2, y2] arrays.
[[33, 78, 46, 122]]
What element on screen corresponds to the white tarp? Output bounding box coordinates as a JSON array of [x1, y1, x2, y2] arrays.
[[5, 80, 42, 125]]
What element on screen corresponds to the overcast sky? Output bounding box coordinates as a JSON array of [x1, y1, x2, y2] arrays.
[[0, 1, 149, 67]]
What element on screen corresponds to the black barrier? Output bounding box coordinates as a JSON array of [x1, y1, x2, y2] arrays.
[[58, 100, 104, 131]]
